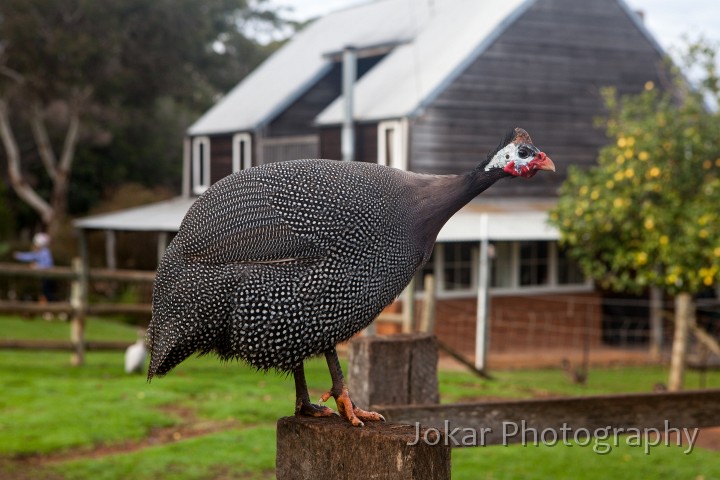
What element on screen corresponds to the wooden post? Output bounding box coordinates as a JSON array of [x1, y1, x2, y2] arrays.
[[669, 293, 692, 391], [157, 231, 169, 265], [70, 257, 87, 366], [401, 277, 416, 333], [105, 230, 117, 270], [276, 416, 450, 480], [418, 274, 436, 334], [348, 333, 439, 410]]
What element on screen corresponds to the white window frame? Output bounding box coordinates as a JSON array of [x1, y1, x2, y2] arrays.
[[377, 119, 408, 170], [491, 241, 593, 297], [192, 136, 211, 195], [425, 241, 593, 299], [232, 133, 253, 172]]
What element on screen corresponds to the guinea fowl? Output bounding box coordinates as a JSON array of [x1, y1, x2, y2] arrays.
[[147, 127, 554, 426]]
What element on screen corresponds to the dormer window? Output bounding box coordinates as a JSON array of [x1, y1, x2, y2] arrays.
[[192, 136, 211, 195]]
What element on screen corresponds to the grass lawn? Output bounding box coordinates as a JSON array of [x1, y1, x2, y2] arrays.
[[0, 315, 719, 479]]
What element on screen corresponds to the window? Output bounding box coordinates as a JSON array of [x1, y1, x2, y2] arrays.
[[519, 241, 550, 286], [416, 241, 589, 298], [232, 133, 252, 172], [490, 242, 514, 288], [443, 242, 476, 291], [377, 120, 407, 170], [192, 136, 211, 195], [414, 243, 477, 295], [557, 246, 585, 285]]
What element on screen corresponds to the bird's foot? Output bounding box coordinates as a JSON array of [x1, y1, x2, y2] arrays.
[[295, 398, 337, 418], [319, 386, 386, 427]]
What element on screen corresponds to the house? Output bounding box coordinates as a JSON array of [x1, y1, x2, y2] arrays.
[[76, 0, 668, 363]]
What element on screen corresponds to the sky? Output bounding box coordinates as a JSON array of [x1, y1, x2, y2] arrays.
[[275, 0, 720, 55]]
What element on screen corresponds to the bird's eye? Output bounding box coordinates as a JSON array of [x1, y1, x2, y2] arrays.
[[518, 147, 530, 159]]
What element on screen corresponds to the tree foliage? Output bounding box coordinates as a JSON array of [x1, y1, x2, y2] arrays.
[[0, 0, 287, 235], [550, 41, 720, 296]]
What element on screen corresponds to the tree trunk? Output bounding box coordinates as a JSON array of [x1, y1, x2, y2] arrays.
[[668, 292, 693, 391], [0, 98, 80, 237], [0, 98, 54, 225]]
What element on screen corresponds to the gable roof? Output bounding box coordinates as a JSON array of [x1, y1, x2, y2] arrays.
[[315, 0, 531, 125], [188, 0, 529, 136], [188, 0, 664, 136]]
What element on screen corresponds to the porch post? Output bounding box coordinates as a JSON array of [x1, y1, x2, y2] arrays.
[[105, 230, 117, 270], [341, 46, 357, 162], [475, 213, 490, 370], [157, 232, 169, 265]]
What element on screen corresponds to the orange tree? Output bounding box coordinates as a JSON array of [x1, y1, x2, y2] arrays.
[[550, 42, 720, 390]]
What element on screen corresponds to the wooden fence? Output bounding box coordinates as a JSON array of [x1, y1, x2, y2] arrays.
[[0, 260, 154, 365], [278, 334, 720, 479]]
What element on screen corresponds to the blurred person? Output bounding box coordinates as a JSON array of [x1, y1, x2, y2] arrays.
[[14, 232, 55, 303]]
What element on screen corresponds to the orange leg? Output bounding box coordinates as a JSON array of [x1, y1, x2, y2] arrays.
[[319, 348, 386, 427]]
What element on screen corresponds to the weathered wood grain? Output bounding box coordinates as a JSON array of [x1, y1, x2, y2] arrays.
[[276, 415, 450, 480], [348, 334, 440, 411], [377, 389, 720, 446]]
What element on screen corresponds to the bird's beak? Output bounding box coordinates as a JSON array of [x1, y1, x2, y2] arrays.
[[534, 152, 555, 172]]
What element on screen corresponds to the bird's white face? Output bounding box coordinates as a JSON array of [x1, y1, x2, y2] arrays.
[[484, 131, 555, 178]]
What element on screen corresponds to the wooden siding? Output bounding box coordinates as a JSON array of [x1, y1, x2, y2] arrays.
[[209, 134, 233, 185], [410, 0, 666, 197], [319, 123, 378, 162], [268, 54, 386, 138], [320, 127, 341, 160]]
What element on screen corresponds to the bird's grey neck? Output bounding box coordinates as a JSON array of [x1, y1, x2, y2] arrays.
[[408, 168, 508, 249]]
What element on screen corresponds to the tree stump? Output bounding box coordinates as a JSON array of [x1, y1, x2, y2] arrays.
[[348, 333, 440, 410], [276, 416, 450, 480]]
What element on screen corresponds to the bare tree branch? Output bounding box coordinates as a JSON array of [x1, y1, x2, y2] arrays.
[[0, 98, 54, 225], [29, 103, 59, 180], [59, 109, 80, 175], [0, 65, 25, 84]]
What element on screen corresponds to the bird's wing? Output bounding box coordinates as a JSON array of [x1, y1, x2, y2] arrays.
[[176, 168, 328, 265], [177, 184, 325, 265]]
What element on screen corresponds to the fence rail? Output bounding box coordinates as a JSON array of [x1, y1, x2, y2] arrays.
[[0, 260, 154, 364]]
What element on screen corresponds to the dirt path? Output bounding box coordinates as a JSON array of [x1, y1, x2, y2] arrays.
[[13, 405, 241, 468]]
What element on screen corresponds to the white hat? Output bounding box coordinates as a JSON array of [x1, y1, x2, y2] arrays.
[[33, 233, 50, 248]]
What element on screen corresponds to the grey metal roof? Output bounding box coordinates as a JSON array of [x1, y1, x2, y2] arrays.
[[187, 0, 529, 135], [437, 198, 559, 242], [74, 194, 558, 241], [73, 197, 196, 232], [315, 0, 531, 125]]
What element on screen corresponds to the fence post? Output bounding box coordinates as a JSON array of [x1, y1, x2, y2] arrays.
[[70, 257, 87, 366], [276, 416, 450, 480], [418, 274, 436, 334], [348, 333, 439, 410]]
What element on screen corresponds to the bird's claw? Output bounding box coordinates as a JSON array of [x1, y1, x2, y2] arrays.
[[319, 386, 386, 427]]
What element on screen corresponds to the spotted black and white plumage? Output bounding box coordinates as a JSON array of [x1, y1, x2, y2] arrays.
[[147, 128, 554, 379]]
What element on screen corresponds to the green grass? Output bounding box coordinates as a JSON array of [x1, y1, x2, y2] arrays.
[[0, 316, 719, 479], [57, 428, 277, 480], [452, 440, 720, 480], [440, 364, 720, 403], [0, 315, 138, 342]]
